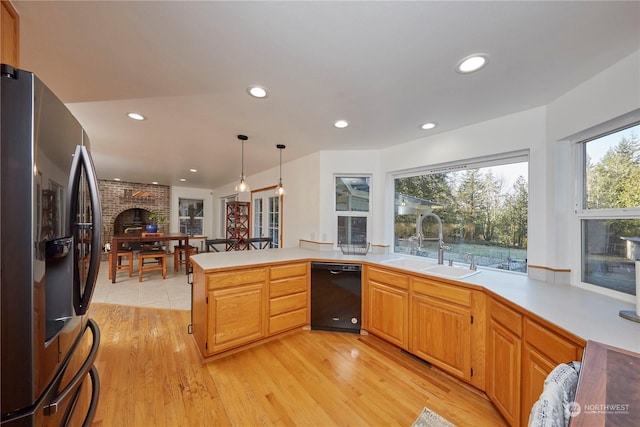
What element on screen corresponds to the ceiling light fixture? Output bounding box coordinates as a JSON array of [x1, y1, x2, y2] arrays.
[[235, 134, 250, 193], [247, 85, 268, 98], [275, 144, 286, 196], [334, 119, 349, 129], [456, 53, 489, 74], [126, 112, 146, 121], [421, 122, 437, 130], [190, 168, 198, 173]]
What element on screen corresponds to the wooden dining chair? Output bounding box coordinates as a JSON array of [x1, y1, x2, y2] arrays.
[[174, 244, 198, 271], [138, 246, 166, 281], [247, 237, 273, 250], [108, 250, 134, 280]]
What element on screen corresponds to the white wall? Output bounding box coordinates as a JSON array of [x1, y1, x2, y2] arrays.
[[283, 152, 321, 247], [209, 150, 382, 248], [209, 152, 322, 248]]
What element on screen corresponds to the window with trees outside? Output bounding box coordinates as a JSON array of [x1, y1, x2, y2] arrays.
[[178, 198, 203, 236], [579, 123, 640, 296], [335, 176, 370, 248], [394, 152, 529, 272]]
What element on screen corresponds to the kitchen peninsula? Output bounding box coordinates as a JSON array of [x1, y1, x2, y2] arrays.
[[191, 247, 639, 352], [190, 246, 640, 426]]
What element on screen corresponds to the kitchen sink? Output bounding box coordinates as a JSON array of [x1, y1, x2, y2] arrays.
[[420, 264, 480, 279], [380, 257, 438, 270]]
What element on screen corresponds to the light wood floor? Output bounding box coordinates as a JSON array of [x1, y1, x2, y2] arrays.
[[89, 303, 507, 427]]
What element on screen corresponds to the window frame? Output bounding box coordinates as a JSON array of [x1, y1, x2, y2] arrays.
[[390, 150, 529, 272], [251, 186, 282, 248], [334, 174, 371, 249], [178, 197, 204, 236], [572, 117, 640, 302]]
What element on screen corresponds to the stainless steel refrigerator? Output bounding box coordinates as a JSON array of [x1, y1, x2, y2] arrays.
[[1, 64, 101, 426]]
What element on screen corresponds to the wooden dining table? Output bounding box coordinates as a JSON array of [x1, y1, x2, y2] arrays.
[[109, 233, 190, 283]]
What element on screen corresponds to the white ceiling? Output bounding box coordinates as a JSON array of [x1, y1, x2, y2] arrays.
[[13, 1, 640, 189]]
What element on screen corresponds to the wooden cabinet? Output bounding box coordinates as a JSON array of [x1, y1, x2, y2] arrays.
[[226, 201, 249, 250], [483, 295, 584, 427], [269, 262, 309, 335], [191, 261, 310, 358], [365, 267, 409, 349], [208, 283, 265, 353], [487, 298, 522, 427], [410, 277, 473, 381], [520, 318, 584, 426], [199, 267, 268, 355], [1, 1, 19, 68]]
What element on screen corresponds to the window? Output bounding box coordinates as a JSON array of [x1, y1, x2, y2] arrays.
[[335, 176, 370, 246], [178, 198, 203, 236], [578, 123, 640, 296], [393, 152, 528, 272]]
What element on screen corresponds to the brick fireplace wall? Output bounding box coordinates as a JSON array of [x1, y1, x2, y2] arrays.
[[98, 180, 170, 247]]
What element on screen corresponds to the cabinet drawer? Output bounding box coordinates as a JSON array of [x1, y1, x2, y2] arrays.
[[367, 267, 409, 290], [207, 268, 267, 289], [491, 299, 522, 337], [270, 263, 307, 280], [269, 308, 307, 335], [270, 292, 307, 316], [270, 276, 307, 298], [524, 318, 580, 363], [412, 277, 471, 307]]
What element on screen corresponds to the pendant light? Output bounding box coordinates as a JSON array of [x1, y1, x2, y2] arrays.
[[275, 144, 286, 195], [235, 134, 250, 192]]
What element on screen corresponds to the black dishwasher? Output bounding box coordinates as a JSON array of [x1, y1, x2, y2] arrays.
[[311, 262, 362, 333]]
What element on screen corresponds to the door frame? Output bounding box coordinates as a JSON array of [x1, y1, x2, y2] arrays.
[[250, 185, 283, 248]]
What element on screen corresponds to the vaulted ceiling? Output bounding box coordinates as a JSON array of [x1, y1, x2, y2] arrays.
[[13, 1, 640, 189]]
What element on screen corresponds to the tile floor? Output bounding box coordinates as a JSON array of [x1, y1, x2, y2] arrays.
[[92, 255, 191, 310]]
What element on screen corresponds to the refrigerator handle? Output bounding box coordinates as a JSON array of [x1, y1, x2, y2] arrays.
[[68, 145, 102, 315], [80, 366, 100, 427], [43, 319, 101, 416]]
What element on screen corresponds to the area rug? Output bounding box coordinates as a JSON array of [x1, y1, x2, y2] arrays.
[[411, 407, 456, 427]]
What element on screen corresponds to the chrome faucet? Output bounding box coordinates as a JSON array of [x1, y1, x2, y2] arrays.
[[464, 253, 477, 271], [416, 212, 450, 264]]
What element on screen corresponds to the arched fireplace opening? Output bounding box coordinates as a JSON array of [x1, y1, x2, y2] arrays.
[[112, 208, 153, 251], [114, 208, 150, 235]]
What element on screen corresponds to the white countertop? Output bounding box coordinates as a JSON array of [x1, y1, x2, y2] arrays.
[[191, 247, 640, 353]]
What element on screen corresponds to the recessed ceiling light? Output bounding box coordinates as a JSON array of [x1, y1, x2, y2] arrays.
[[113, 177, 121, 181], [127, 112, 146, 121], [151, 181, 159, 185], [456, 53, 489, 74], [190, 168, 198, 173], [180, 178, 186, 182], [247, 85, 268, 98], [334, 120, 349, 129], [421, 122, 437, 130]]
